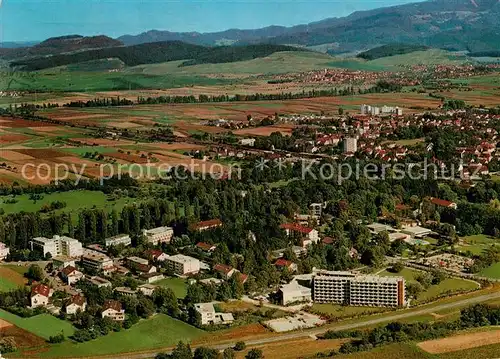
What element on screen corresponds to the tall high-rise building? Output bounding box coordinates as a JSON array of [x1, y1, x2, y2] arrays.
[[343, 137, 358, 153]]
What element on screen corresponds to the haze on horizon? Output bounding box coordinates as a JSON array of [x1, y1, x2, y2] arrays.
[[1, 0, 425, 42]]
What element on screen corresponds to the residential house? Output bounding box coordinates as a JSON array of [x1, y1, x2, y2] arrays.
[[213, 264, 238, 279], [191, 219, 223, 232], [88, 276, 112, 288], [60, 266, 84, 285], [194, 302, 234, 325], [145, 249, 169, 262], [52, 256, 76, 270], [280, 223, 319, 247], [31, 284, 52, 308], [101, 300, 125, 321], [138, 284, 157, 297], [196, 242, 217, 253], [126, 256, 156, 274], [428, 197, 457, 210], [274, 258, 298, 272], [140, 272, 165, 283], [65, 295, 87, 315]]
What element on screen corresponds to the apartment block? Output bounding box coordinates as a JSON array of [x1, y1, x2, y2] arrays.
[[143, 226, 174, 245], [165, 254, 200, 275], [313, 270, 405, 307], [105, 234, 131, 247], [30, 235, 83, 258], [0, 242, 10, 261], [81, 249, 114, 274]]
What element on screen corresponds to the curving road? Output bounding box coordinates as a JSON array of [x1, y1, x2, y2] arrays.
[[63, 291, 500, 359]]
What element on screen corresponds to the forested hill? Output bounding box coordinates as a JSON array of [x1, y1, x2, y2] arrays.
[[357, 44, 430, 60], [0, 35, 122, 61], [10, 42, 301, 71]]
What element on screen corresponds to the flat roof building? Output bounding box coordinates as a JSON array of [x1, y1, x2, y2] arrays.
[[143, 226, 174, 245], [279, 281, 312, 305], [81, 249, 114, 274], [165, 254, 200, 275], [30, 235, 83, 258], [105, 234, 131, 247], [313, 270, 405, 307]]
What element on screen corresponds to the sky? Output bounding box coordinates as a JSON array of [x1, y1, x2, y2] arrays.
[[0, 0, 424, 42]]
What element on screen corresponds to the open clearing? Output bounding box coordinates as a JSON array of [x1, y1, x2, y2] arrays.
[[236, 338, 348, 359], [155, 277, 188, 298], [40, 314, 205, 358], [0, 310, 75, 340], [0, 265, 27, 291], [418, 328, 500, 354]]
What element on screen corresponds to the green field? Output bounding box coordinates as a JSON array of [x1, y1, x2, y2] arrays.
[[456, 234, 498, 256], [0, 265, 26, 292], [311, 303, 388, 319], [480, 262, 500, 279], [155, 277, 188, 298], [379, 268, 479, 303], [39, 314, 205, 358], [0, 310, 75, 339], [0, 190, 135, 215]]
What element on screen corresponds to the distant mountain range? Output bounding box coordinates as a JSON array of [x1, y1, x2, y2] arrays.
[[2, 0, 500, 69], [119, 0, 500, 52]]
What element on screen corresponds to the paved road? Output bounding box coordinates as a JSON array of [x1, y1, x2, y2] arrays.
[[65, 291, 500, 359]]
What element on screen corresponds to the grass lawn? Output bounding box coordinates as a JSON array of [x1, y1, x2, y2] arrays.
[[480, 262, 500, 279], [311, 303, 388, 319], [379, 268, 479, 303], [40, 314, 205, 358], [456, 234, 498, 255], [0, 265, 27, 291], [0, 190, 135, 215], [155, 277, 188, 298], [0, 310, 75, 339]]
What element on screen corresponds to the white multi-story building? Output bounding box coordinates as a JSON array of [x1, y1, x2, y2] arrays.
[[81, 249, 114, 274], [343, 137, 358, 153], [30, 235, 83, 258], [143, 226, 174, 245], [165, 254, 200, 275], [0, 242, 10, 261], [105, 234, 131, 247], [313, 270, 405, 307]]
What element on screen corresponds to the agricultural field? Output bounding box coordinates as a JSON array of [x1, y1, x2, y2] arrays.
[[39, 314, 205, 358], [0, 310, 76, 339], [418, 327, 500, 354], [378, 268, 479, 303], [0, 319, 48, 357], [0, 265, 27, 291], [480, 262, 500, 279], [155, 277, 188, 298], [235, 337, 348, 359], [0, 190, 135, 215]]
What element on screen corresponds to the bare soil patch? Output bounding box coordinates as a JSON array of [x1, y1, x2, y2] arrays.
[[0, 150, 36, 161], [15, 148, 66, 158], [0, 134, 30, 144], [418, 328, 500, 354]]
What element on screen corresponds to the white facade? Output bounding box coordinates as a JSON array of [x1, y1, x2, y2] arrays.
[[0, 243, 10, 261], [143, 226, 174, 245], [105, 234, 131, 247], [343, 137, 358, 153], [30, 235, 83, 258], [279, 281, 312, 305], [194, 303, 234, 325], [165, 254, 200, 275], [313, 271, 405, 307]]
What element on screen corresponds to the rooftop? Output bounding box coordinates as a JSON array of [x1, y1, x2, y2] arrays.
[[144, 226, 173, 235], [168, 254, 198, 264]]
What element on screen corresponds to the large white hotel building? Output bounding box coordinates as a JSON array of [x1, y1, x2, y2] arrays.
[[313, 270, 405, 307]]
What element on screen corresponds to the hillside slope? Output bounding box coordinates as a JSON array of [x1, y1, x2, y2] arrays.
[[9, 42, 302, 71], [0, 35, 123, 60], [118, 0, 500, 52]]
